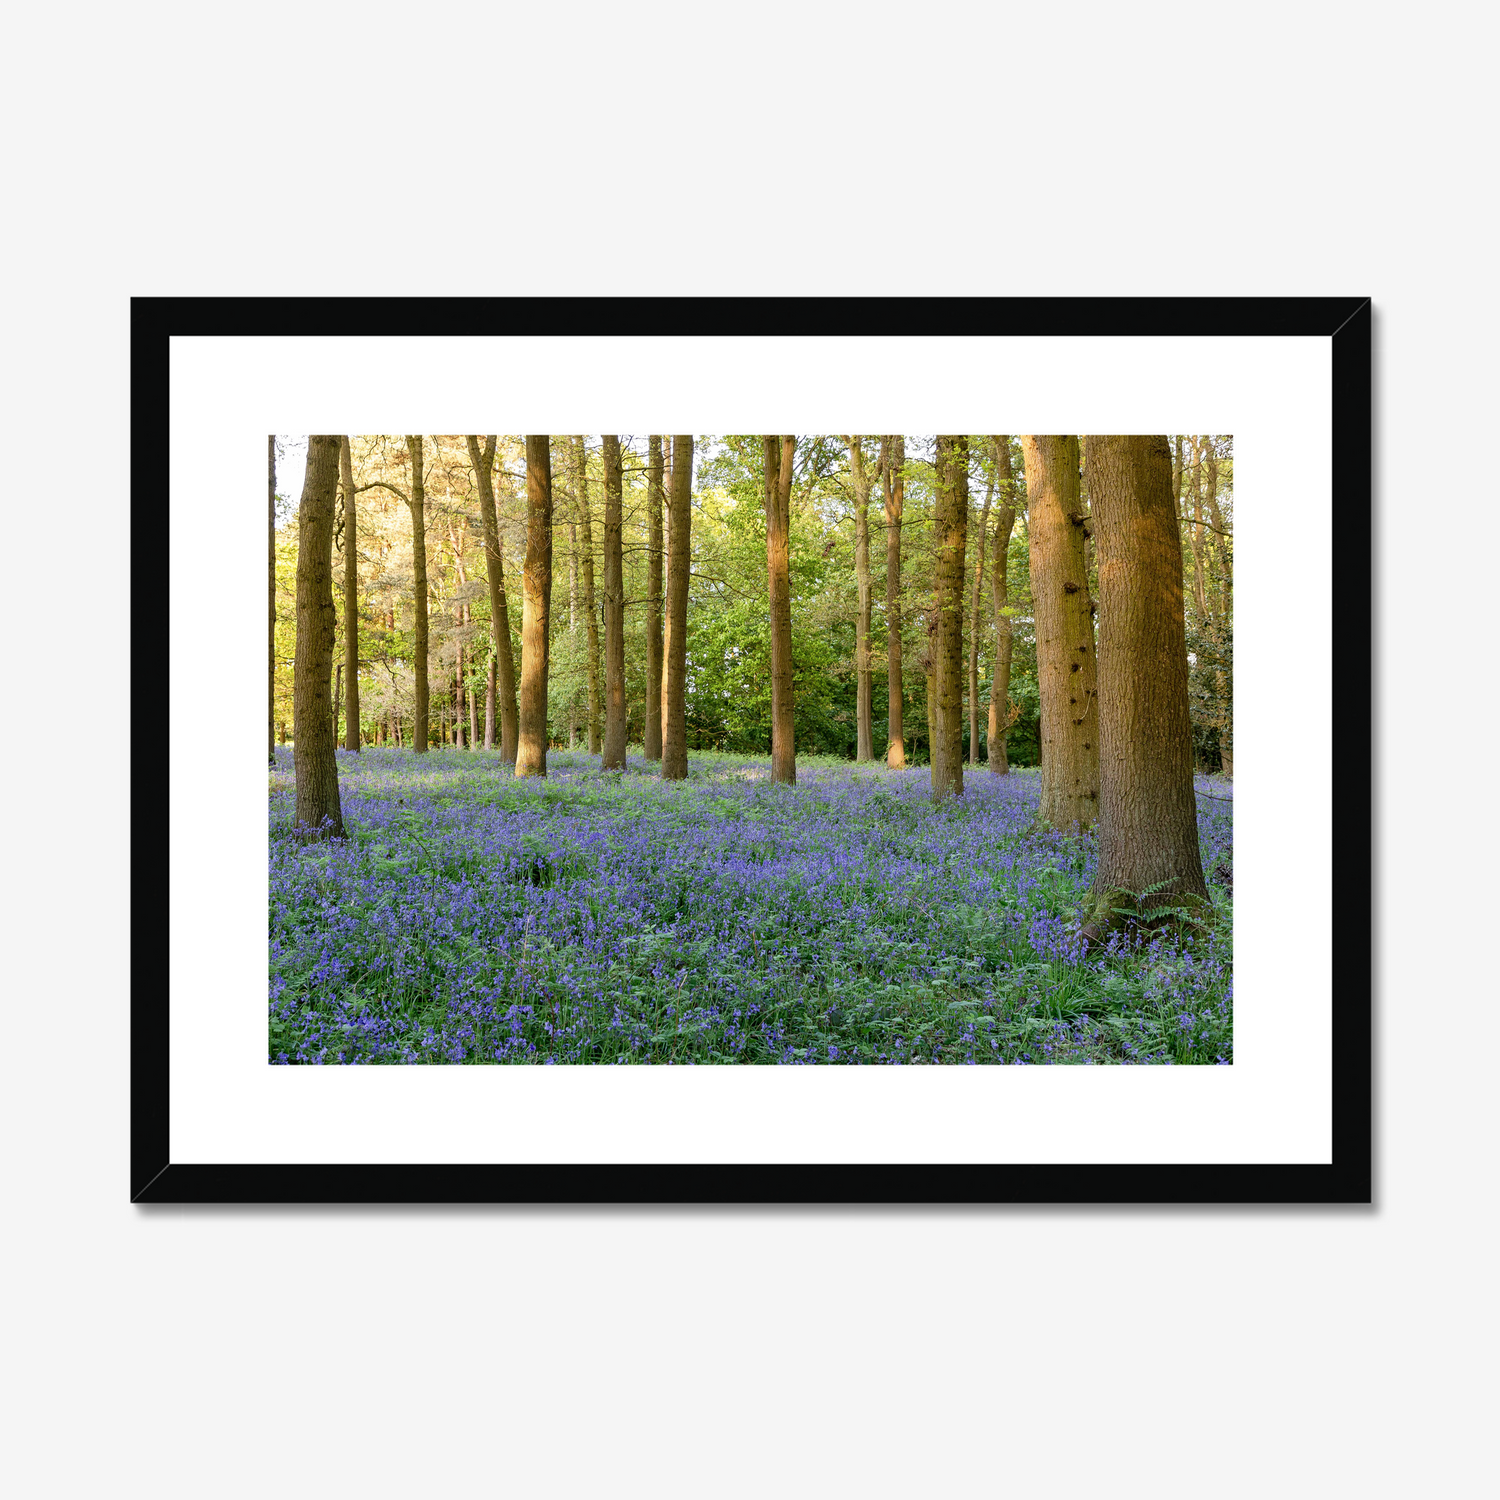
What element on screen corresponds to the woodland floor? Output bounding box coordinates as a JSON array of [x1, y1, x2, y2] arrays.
[[269, 748, 1233, 1065]]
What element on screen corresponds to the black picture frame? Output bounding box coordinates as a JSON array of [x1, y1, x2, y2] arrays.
[[132, 296, 1371, 1205]]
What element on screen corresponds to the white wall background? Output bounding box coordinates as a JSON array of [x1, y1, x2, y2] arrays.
[[4, 4, 1492, 1498]]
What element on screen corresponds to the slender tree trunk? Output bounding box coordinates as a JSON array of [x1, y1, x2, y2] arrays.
[[987, 437, 1018, 775], [567, 494, 579, 750], [468, 606, 479, 749], [516, 436, 553, 777], [405, 435, 429, 753], [466, 435, 519, 762], [331, 662, 342, 743], [661, 436, 693, 780], [848, 437, 874, 761], [923, 655, 936, 764], [930, 436, 968, 801], [485, 655, 496, 749], [765, 435, 796, 784], [575, 436, 602, 755], [339, 437, 360, 752], [660, 439, 674, 754], [882, 436, 905, 768], [1202, 440, 1233, 777], [645, 436, 664, 760], [293, 436, 345, 838], [1187, 436, 1209, 623], [601, 435, 628, 768], [1023, 434, 1098, 829], [1082, 435, 1209, 934], [269, 435, 277, 765], [967, 455, 995, 765]]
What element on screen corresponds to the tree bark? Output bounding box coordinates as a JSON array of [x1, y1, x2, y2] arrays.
[[601, 434, 628, 768], [661, 436, 693, 780], [485, 654, 496, 750], [332, 662, 342, 744], [269, 436, 277, 765], [466, 435, 518, 762], [987, 437, 1018, 775], [1083, 435, 1209, 933], [882, 436, 905, 768], [644, 436, 664, 760], [516, 436, 554, 777], [765, 434, 796, 784], [848, 437, 874, 761], [1023, 434, 1098, 830], [660, 439, 674, 755], [292, 436, 345, 839], [930, 436, 968, 801], [967, 452, 995, 765], [339, 437, 360, 751], [405, 435, 430, 754], [575, 436, 602, 755]]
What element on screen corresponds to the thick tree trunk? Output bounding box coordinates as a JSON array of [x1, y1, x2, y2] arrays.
[[930, 436, 968, 801], [967, 455, 995, 765], [882, 436, 905, 768], [269, 436, 277, 765], [516, 436, 554, 777], [575, 436, 602, 754], [644, 436, 664, 760], [765, 434, 796, 784], [600, 435, 628, 768], [339, 437, 360, 752], [405, 435, 429, 754], [292, 436, 345, 839], [466, 435, 519, 762], [1023, 434, 1098, 830], [661, 436, 693, 780], [1083, 435, 1209, 934], [987, 437, 1018, 775], [848, 437, 874, 761]]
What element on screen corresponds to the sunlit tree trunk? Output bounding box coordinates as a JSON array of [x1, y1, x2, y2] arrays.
[[967, 451, 995, 765], [601, 435, 628, 768], [516, 436, 553, 778], [645, 436, 664, 760], [765, 434, 796, 784], [1082, 435, 1209, 935], [660, 439, 674, 755], [339, 437, 361, 752], [661, 435, 693, 780], [467, 434, 518, 761], [484, 655, 496, 749], [331, 662, 342, 743], [468, 605, 479, 750], [848, 436, 874, 761], [405, 435, 429, 753], [269, 435, 277, 765], [1023, 434, 1097, 830], [575, 436, 602, 755], [987, 436, 1018, 775], [882, 436, 905, 768], [567, 495, 579, 750], [293, 435, 345, 838], [930, 435, 968, 801]]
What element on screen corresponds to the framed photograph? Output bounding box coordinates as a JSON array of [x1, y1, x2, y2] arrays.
[[133, 296, 1370, 1204]]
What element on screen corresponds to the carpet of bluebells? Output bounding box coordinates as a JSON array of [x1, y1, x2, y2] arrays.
[[269, 747, 1233, 1066]]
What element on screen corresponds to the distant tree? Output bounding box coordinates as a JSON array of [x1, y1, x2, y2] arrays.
[[339, 437, 361, 751], [601, 434, 628, 769], [268, 435, 276, 765], [765, 434, 797, 783], [987, 436, 1020, 775], [1023, 434, 1097, 829], [661, 435, 694, 780], [292, 435, 344, 838], [930, 435, 968, 800], [847, 436, 875, 761], [1082, 434, 1209, 938], [466, 434, 518, 761], [644, 435, 665, 760], [881, 435, 905, 768], [516, 436, 554, 777]]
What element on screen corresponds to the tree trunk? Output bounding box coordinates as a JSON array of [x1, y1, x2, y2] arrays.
[[467, 435, 519, 762], [292, 436, 345, 839], [660, 439, 674, 755], [967, 453, 995, 765], [882, 436, 905, 768], [848, 437, 874, 761], [405, 435, 429, 753], [1187, 436, 1209, 623], [645, 436, 664, 760], [468, 606, 479, 750], [485, 654, 496, 749], [765, 434, 796, 784], [987, 437, 1018, 775], [339, 437, 360, 752], [1023, 434, 1098, 830], [269, 435, 277, 765], [661, 436, 693, 780], [1082, 435, 1209, 933], [923, 655, 936, 765], [601, 435, 628, 768], [574, 436, 601, 755], [567, 492, 579, 750], [331, 662, 342, 743], [930, 436, 968, 801], [516, 436, 553, 777]]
